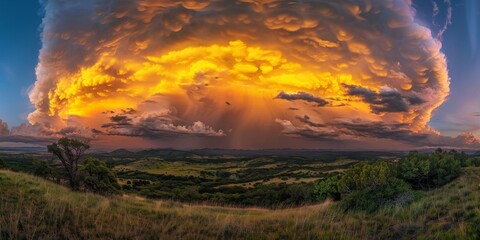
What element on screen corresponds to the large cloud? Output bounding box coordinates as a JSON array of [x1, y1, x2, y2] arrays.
[[23, 0, 464, 149]]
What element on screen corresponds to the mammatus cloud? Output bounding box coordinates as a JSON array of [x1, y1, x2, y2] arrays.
[[15, 0, 476, 149]]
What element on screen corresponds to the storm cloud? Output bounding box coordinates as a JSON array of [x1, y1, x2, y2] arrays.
[[20, 0, 457, 149]]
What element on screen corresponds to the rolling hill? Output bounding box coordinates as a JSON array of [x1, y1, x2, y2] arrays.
[[1, 168, 480, 239]]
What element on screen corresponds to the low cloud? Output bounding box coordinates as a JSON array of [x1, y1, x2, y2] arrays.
[[276, 116, 480, 148], [275, 91, 329, 107], [275, 118, 340, 141], [0, 121, 56, 147], [344, 85, 426, 114], [100, 109, 225, 138], [0, 119, 95, 147]]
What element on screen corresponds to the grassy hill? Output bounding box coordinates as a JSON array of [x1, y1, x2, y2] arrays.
[[1, 169, 480, 239]]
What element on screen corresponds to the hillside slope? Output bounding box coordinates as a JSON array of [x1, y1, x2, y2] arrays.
[[1, 169, 480, 239]]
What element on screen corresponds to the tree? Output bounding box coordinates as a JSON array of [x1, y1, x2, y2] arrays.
[[82, 157, 121, 195], [34, 160, 52, 179], [47, 138, 90, 190], [0, 158, 7, 169]]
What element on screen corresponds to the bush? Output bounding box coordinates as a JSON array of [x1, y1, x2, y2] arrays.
[[313, 175, 341, 201], [34, 161, 52, 178], [313, 161, 412, 212], [337, 161, 411, 212], [337, 161, 394, 193], [0, 158, 7, 169], [398, 150, 461, 189], [340, 177, 412, 212], [313, 149, 466, 212], [82, 157, 121, 195]]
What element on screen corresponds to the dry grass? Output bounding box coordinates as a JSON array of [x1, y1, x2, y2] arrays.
[[1, 168, 480, 239]]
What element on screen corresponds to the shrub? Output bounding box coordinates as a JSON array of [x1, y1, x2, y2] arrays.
[[33, 160, 52, 178], [340, 177, 412, 212], [337, 161, 394, 193], [82, 157, 121, 195], [313, 175, 341, 201], [398, 150, 461, 189], [336, 161, 412, 212], [313, 161, 412, 212]]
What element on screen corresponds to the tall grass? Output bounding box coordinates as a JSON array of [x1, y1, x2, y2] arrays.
[[1, 169, 479, 239]]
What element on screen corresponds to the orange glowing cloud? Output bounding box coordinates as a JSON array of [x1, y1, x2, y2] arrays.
[[24, 0, 461, 149]]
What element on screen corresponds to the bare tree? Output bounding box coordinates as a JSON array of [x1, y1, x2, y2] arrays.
[[47, 138, 90, 190]]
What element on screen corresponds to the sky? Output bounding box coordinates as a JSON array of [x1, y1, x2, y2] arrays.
[[0, 0, 41, 126], [0, 0, 479, 150]]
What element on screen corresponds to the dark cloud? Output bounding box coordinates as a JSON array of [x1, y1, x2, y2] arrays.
[[121, 108, 137, 115], [102, 111, 116, 114], [406, 95, 427, 106], [101, 111, 225, 138], [275, 119, 340, 141], [109, 115, 133, 125], [276, 117, 480, 148], [275, 91, 329, 107], [295, 115, 326, 128], [344, 85, 425, 114], [334, 120, 429, 143]]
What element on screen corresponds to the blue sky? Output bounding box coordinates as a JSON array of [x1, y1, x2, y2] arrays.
[[427, 0, 480, 136], [0, 0, 41, 126]]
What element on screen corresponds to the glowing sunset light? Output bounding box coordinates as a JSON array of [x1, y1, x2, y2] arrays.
[[2, 0, 474, 149]]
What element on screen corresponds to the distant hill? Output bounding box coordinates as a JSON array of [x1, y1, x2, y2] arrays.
[[1, 168, 480, 239], [0, 146, 46, 153], [108, 148, 408, 160], [109, 148, 133, 155]]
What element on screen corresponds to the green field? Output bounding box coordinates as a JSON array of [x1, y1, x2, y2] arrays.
[[2, 167, 480, 239], [0, 149, 406, 207]]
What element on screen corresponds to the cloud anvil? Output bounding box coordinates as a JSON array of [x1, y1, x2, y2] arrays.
[[15, 0, 475, 149]]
